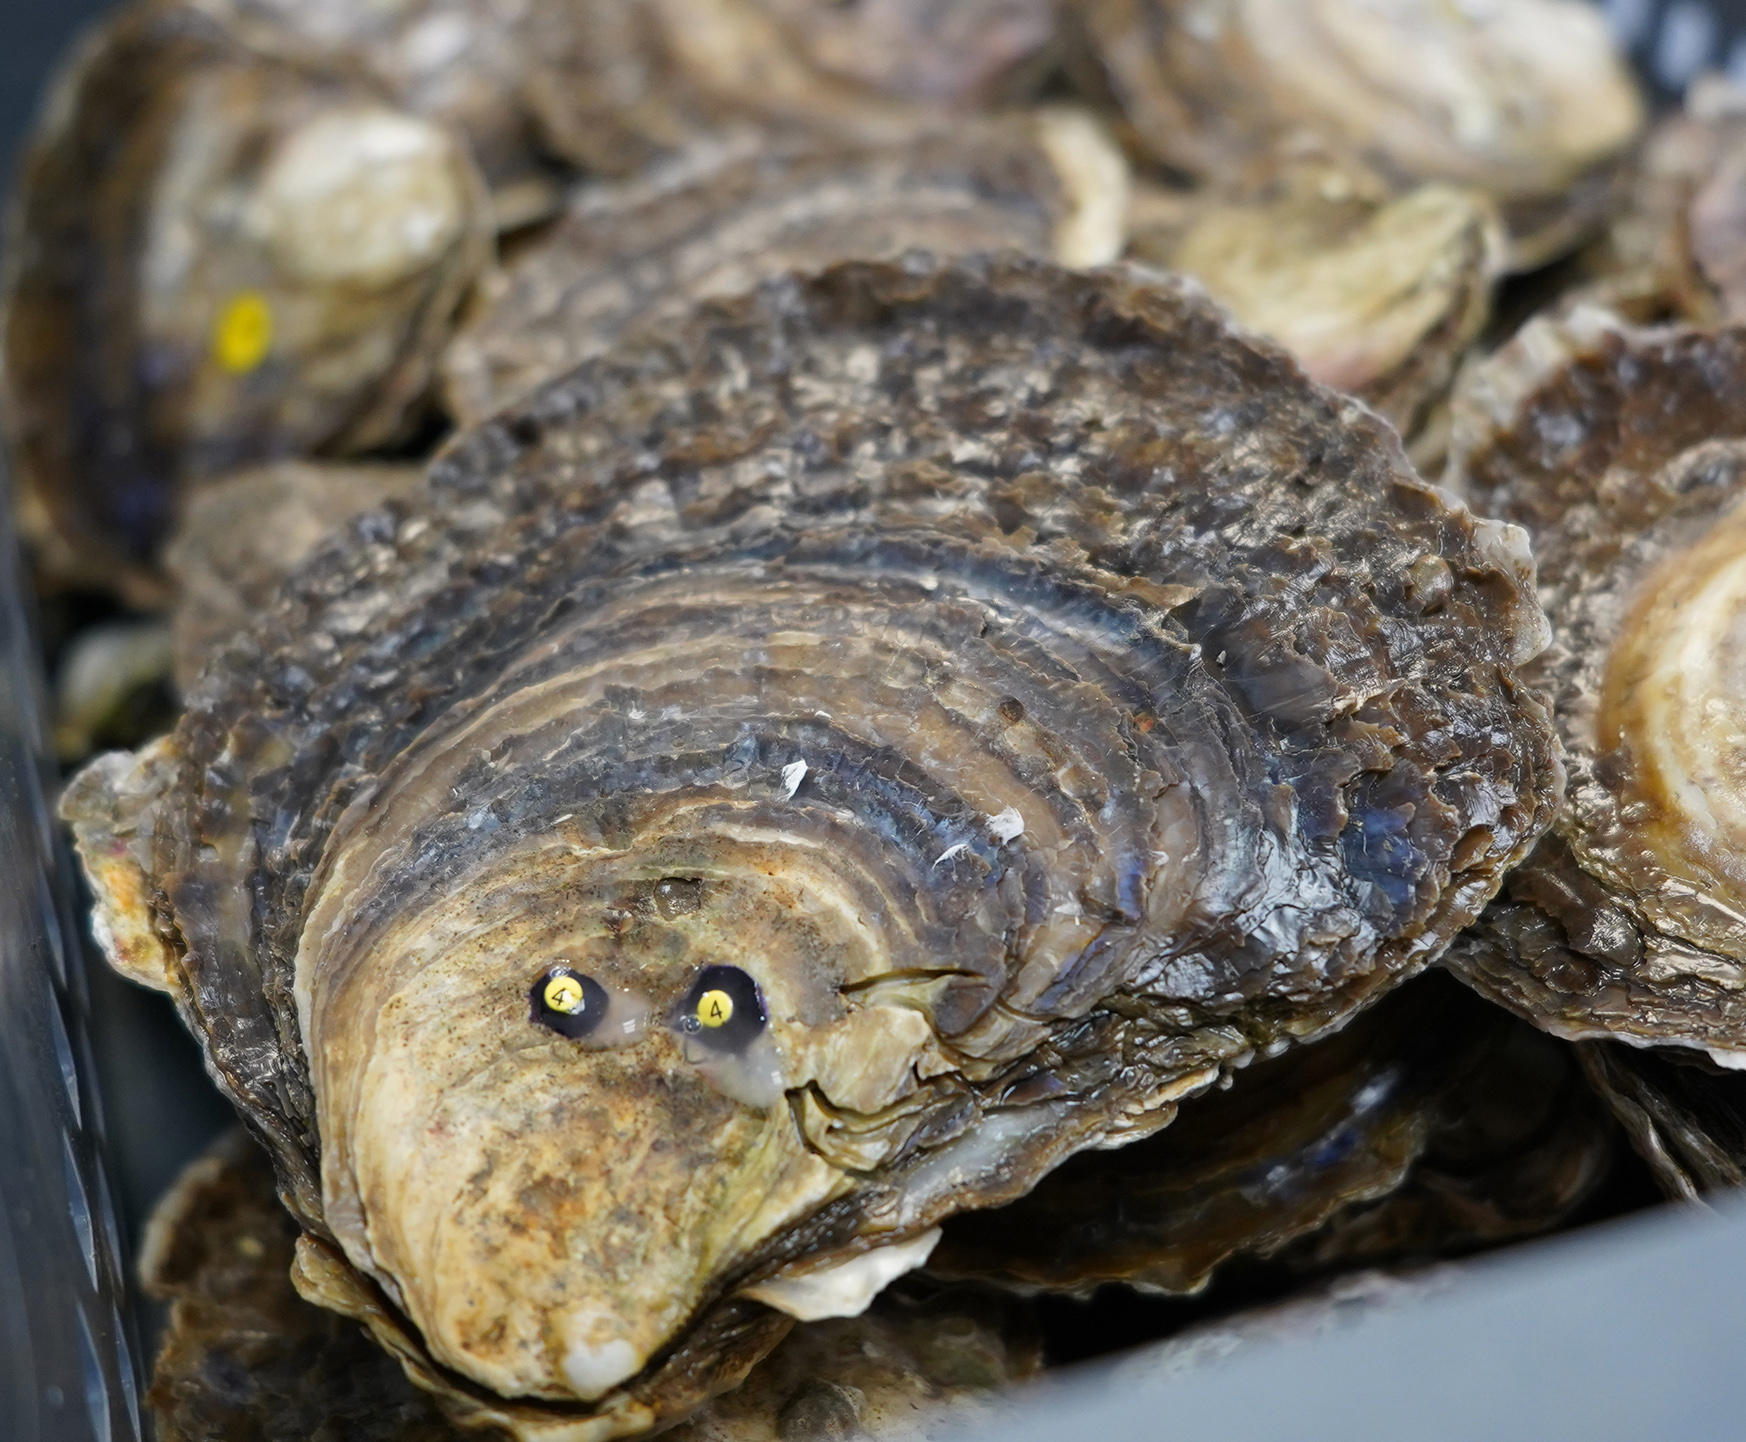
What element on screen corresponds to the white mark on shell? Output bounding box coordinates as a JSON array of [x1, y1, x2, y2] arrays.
[[781, 760, 808, 799], [988, 808, 1025, 844]]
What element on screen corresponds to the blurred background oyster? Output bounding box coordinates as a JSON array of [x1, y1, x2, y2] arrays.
[[0, 0, 490, 605], [1072, 0, 1645, 270], [519, 0, 1060, 177]]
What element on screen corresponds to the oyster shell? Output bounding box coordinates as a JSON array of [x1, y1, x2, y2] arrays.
[[0, 0, 491, 604], [519, 0, 1058, 177], [1566, 78, 1746, 328], [164, 461, 424, 690], [1446, 308, 1746, 1069], [443, 114, 1129, 426], [928, 972, 1610, 1295], [143, 1129, 1038, 1442], [193, 0, 559, 227], [1577, 1042, 1746, 1200], [1070, 0, 1644, 271], [1128, 161, 1500, 440], [65, 255, 1558, 1436]]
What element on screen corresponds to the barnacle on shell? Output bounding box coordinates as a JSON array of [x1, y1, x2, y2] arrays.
[[520, 0, 1059, 178], [1069, 0, 1644, 271], [0, 0, 491, 603], [65, 255, 1559, 1436], [442, 115, 1129, 426], [1447, 308, 1746, 1072]]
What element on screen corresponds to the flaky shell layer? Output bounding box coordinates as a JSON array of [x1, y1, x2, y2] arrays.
[[442, 115, 1129, 427], [66, 256, 1559, 1436], [1448, 309, 1746, 1069]]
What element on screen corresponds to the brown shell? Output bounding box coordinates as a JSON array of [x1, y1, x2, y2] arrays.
[[1068, 0, 1643, 272], [442, 116, 1125, 426], [142, 1130, 1039, 1442], [164, 462, 424, 690], [1447, 309, 1746, 1068], [0, 0, 491, 603], [928, 971, 1610, 1295], [65, 255, 1559, 1434], [1577, 1042, 1746, 1200], [518, 0, 1059, 177]]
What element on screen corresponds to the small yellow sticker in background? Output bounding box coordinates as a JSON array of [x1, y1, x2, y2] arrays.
[[697, 989, 734, 1028], [213, 291, 274, 375]]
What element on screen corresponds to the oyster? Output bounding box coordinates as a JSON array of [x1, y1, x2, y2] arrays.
[[1, 0, 491, 604], [1128, 161, 1500, 441], [164, 461, 423, 691], [519, 0, 1058, 177], [194, 0, 561, 228], [443, 114, 1129, 426], [143, 1129, 1038, 1442], [1567, 78, 1746, 328], [65, 256, 1558, 1436], [1577, 1043, 1746, 1200], [1446, 308, 1746, 1069], [1070, 0, 1644, 270], [928, 972, 1610, 1295]]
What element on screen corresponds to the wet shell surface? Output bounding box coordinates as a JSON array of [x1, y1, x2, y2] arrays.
[[0, 0, 491, 602], [442, 115, 1129, 427], [928, 971, 1610, 1296], [1070, 0, 1643, 271], [143, 1129, 1038, 1442], [65, 255, 1559, 1436], [518, 0, 1059, 177], [1447, 308, 1746, 1069]]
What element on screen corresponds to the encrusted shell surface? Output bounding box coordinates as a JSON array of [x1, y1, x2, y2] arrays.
[[928, 971, 1610, 1295], [142, 1129, 1038, 1442], [442, 115, 1129, 427], [0, 0, 491, 602], [1070, 0, 1643, 271], [65, 255, 1559, 1435], [1446, 308, 1746, 1069], [518, 0, 1059, 177]]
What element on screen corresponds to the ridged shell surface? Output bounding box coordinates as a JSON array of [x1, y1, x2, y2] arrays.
[[1448, 309, 1746, 1070], [66, 255, 1559, 1436]]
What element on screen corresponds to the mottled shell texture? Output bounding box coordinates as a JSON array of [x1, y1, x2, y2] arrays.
[[66, 256, 1558, 1436]]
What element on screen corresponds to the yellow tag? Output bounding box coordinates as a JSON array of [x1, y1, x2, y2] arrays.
[[213, 291, 274, 375], [697, 989, 734, 1028], [543, 975, 585, 1014]]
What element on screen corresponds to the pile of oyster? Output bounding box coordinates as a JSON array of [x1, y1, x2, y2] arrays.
[[9, 1, 1746, 1438]]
